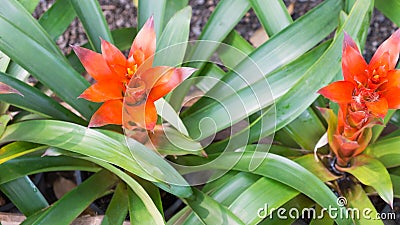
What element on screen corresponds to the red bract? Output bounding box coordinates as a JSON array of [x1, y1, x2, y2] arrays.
[[73, 17, 196, 130], [319, 30, 400, 118], [318, 30, 400, 166]]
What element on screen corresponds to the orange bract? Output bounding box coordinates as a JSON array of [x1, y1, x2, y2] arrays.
[[318, 30, 400, 166], [73, 16, 196, 130], [318, 30, 400, 118]]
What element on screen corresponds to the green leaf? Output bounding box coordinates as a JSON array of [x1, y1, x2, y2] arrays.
[[0, 120, 192, 197], [229, 177, 298, 224], [294, 154, 339, 182], [0, 141, 44, 164], [155, 6, 191, 66], [0, 51, 10, 72], [187, 0, 251, 62], [67, 154, 165, 224], [251, 0, 372, 139], [0, 154, 100, 184], [0, 176, 48, 216], [202, 171, 239, 193], [101, 183, 129, 225], [366, 137, 400, 168], [0, 114, 12, 136], [206, 0, 372, 151], [211, 172, 260, 205], [112, 28, 137, 50], [1, 0, 63, 57], [195, 63, 226, 93], [22, 170, 117, 225], [163, 0, 188, 27], [0, 72, 85, 124], [371, 109, 395, 143], [17, 0, 40, 13], [150, 126, 204, 156], [259, 195, 314, 225], [390, 174, 400, 198], [340, 154, 393, 207], [249, 0, 292, 36], [218, 31, 254, 67], [185, 188, 245, 225], [155, 98, 189, 136], [180, 172, 259, 224], [70, 0, 113, 51], [38, 0, 76, 40], [375, 0, 400, 27], [156, 6, 192, 110], [138, 0, 166, 37], [183, 1, 344, 140], [281, 108, 326, 150], [309, 205, 334, 225], [176, 151, 353, 225], [128, 187, 162, 225], [344, 183, 384, 225], [134, 177, 164, 216], [185, 0, 342, 116], [195, 40, 331, 149], [0, 1, 98, 119]]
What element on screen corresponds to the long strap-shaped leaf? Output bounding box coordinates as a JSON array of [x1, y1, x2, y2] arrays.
[[0, 176, 48, 216], [0, 119, 192, 198], [375, 0, 400, 27], [183, 0, 342, 119], [179, 172, 260, 224], [21, 170, 117, 225], [39, 0, 76, 41], [365, 137, 400, 168], [0, 72, 84, 124], [173, 152, 338, 224], [0, 154, 100, 184], [344, 183, 385, 225], [70, 0, 114, 51], [163, 0, 188, 27], [0, 145, 165, 225], [101, 183, 129, 225], [0, 0, 64, 57], [186, 0, 250, 63], [185, 188, 245, 225], [0, 0, 98, 119], [138, 0, 166, 36], [177, 152, 353, 225], [182, 0, 343, 141], [207, 0, 373, 152], [249, 0, 293, 36], [219, 27, 326, 150]]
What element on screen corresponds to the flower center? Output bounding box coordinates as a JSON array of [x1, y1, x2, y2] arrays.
[[370, 65, 387, 84], [127, 64, 138, 78], [353, 88, 380, 105], [125, 78, 146, 106]]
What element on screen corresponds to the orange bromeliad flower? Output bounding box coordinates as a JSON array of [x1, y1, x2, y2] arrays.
[[73, 17, 196, 130], [318, 30, 400, 166], [318, 30, 400, 118]]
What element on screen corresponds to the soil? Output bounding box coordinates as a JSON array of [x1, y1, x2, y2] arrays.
[[33, 0, 398, 61]]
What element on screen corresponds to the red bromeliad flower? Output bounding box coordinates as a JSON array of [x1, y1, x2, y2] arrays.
[[73, 17, 196, 130], [319, 30, 400, 118], [318, 30, 400, 166]]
